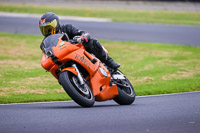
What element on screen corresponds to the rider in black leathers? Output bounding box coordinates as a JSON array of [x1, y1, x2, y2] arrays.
[[39, 12, 120, 69]]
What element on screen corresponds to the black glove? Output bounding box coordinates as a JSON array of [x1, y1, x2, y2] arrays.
[[73, 36, 88, 44]]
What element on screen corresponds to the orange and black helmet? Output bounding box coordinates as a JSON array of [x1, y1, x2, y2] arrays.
[[39, 12, 60, 37]]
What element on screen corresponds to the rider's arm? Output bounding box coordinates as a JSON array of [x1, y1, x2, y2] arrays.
[[60, 24, 90, 42]]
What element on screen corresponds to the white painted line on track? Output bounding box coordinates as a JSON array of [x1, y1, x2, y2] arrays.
[[0, 100, 73, 106], [0, 12, 112, 22], [136, 91, 200, 98], [1, 91, 200, 106]]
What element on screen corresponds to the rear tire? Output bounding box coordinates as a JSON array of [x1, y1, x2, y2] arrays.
[[113, 70, 135, 105], [59, 71, 95, 107]]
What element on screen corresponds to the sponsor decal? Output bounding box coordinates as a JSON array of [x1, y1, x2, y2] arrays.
[[59, 42, 65, 46], [75, 53, 90, 69], [59, 42, 66, 50]]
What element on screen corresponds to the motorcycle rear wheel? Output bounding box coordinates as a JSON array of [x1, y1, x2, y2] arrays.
[[59, 71, 95, 107], [113, 70, 135, 105]]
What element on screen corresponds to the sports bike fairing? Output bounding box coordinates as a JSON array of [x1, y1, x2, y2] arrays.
[[41, 34, 118, 101]]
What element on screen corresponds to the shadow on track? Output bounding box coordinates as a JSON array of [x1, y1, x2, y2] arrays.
[[6, 101, 136, 110], [37, 103, 121, 110]]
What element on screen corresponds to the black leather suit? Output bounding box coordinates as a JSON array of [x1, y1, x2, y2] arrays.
[[40, 24, 108, 64]]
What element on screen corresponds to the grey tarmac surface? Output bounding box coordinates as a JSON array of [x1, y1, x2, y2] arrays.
[[0, 92, 200, 133], [0, 15, 200, 46]]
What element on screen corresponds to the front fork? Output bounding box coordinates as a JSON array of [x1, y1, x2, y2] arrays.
[[72, 64, 85, 85]]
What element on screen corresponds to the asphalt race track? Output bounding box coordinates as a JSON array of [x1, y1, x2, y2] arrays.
[[0, 92, 200, 133], [0, 15, 200, 46]]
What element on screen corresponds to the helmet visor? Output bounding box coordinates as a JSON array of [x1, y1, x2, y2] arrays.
[[39, 19, 58, 36]]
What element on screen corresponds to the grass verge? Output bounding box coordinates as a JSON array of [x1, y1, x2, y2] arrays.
[[0, 4, 200, 25], [0, 33, 200, 103]]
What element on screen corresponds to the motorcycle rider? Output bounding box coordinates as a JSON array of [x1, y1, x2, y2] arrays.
[[39, 12, 120, 70]]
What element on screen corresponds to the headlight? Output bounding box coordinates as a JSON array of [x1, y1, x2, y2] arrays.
[[99, 67, 108, 77]]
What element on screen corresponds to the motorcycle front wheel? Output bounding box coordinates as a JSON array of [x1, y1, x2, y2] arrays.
[[59, 71, 95, 107]]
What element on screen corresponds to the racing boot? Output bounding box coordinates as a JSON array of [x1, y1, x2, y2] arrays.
[[104, 56, 120, 70]]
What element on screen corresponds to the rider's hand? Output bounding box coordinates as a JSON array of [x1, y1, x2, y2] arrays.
[[73, 36, 88, 44]]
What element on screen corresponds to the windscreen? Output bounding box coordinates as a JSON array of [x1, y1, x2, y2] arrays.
[[41, 34, 63, 54]]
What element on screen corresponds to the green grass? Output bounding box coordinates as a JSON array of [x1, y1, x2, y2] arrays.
[[0, 33, 200, 103], [0, 4, 200, 25]]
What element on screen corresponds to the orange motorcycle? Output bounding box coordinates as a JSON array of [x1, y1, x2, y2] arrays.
[[41, 33, 135, 107]]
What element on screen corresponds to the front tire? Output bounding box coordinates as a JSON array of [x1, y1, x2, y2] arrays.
[[59, 71, 95, 107]]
